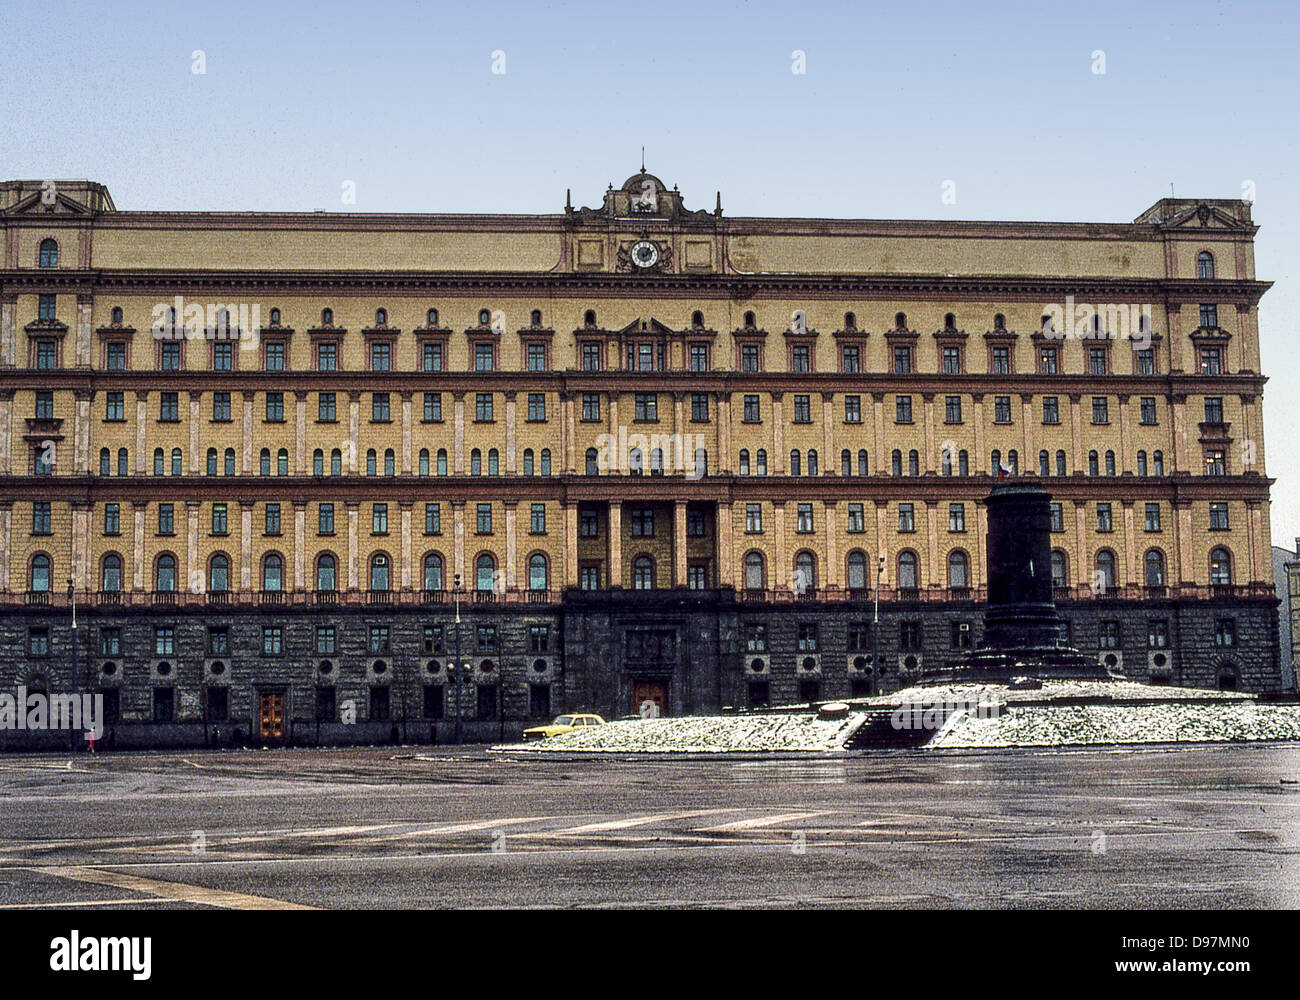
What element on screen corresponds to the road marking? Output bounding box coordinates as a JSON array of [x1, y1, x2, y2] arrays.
[[518, 808, 739, 837], [360, 815, 564, 843], [34, 865, 317, 910], [700, 811, 832, 832], [0, 897, 172, 909]]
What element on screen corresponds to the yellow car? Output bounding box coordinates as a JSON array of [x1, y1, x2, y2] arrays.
[[522, 714, 606, 740]]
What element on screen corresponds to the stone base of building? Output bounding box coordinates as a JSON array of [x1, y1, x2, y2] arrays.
[[920, 645, 1118, 686], [0, 589, 1283, 749]]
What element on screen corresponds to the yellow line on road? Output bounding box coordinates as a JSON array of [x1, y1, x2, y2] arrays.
[[33, 866, 317, 910]]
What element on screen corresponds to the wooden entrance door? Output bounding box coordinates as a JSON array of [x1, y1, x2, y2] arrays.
[[258, 692, 285, 745], [633, 681, 667, 718]]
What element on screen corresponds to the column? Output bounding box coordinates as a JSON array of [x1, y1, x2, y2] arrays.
[[773, 502, 787, 591], [452, 500, 466, 584], [1171, 395, 1188, 473], [453, 392, 466, 473], [1118, 394, 1132, 473], [673, 499, 687, 587], [926, 502, 939, 589], [504, 502, 518, 589], [608, 501, 623, 587], [504, 392, 517, 474], [716, 393, 732, 474], [241, 391, 255, 474], [1176, 502, 1194, 585], [563, 501, 578, 588], [1073, 501, 1088, 592], [75, 294, 93, 367], [607, 393, 620, 473], [400, 502, 413, 590], [922, 393, 935, 473], [872, 393, 886, 473], [1069, 395, 1083, 474], [186, 501, 201, 594], [0, 294, 16, 367], [294, 501, 307, 591], [821, 393, 835, 473], [73, 390, 91, 473], [1020, 393, 1034, 465], [563, 393, 576, 474], [348, 392, 361, 474], [240, 500, 254, 591], [716, 500, 733, 588], [0, 390, 11, 474], [132, 502, 146, 592], [346, 501, 360, 590], [772, 394, 785, 474], [973, 500, 987, 589], [296, 391, 309, 474], [0, 501, 10, 592], [189, 392, 202, 472], [71, 501, 91, 591], [1122, 501, 1136, 591], [874, 501, 888, 584], [824, 500, 839, 589], [400, 392, 413, 475], [1166, 303, 1184, 374], [971, 395, 985, 474], [135, 392, 148, 473]]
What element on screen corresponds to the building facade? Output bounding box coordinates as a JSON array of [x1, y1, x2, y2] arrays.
[[0, 172, 1281, 747]]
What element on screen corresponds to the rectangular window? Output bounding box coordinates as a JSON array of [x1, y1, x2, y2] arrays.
[[265, 392, 284, 422], [993, 396, 1012, 424], [529, 624, 550, 653], [160, 341, 181, 371], [792, 395, 811, 423], [104, 503, 120, 535], [1098, 621, 1120, 649], [423, 625, 444, 654], [1042, 396, 1059, 424], [1091, 397, 1109, 424], [1140, 397, 1157, 425], [1039, 347, 1058, 374], [895, 396, 913, 424], [210, 391, 230, 422], [370, 342, 390, 372], [32, 501, 51, 534], [691, 393, 709, 422], [745, 503, 763, 533], [581, 343, 602, 371], [1204, 396, 1224, 424], [527, 393, 546, 422], [630, 508, 655, 537], [316, 626, 336, 655], [991, 346, 1010, 374], [1136, 349, 1155, 375], [476, 624, 497, 653], [372, 503, 388, 534], [369, 625, 390, 654], [1214, 619, 1235, 646], [741, 344, 760, 372], [949, 503, 965, 532], [1205, 449, 1227, 476], [371, 393, 390, 422], [318, 503, 334, 535], [796, 503, 813, 533], [1096, 503, 1113, 532], [317, 342, 337, 371], [898, 503, 915, 533], [158, 503, 174, 535], [211, 502, 228, 536], [208, 626, 229, 655], [106, 392, 125, 421], [893, 346, 912, 374], [686, 510, 706, 537], [28, 628, 49, 656], [1144, 503, 1161, 532], [423, 342, 443, 372], [1199, 304, 1218, 329], [530, 503, 546, 534], [945, 396, 962, 424], [265, 342, 285, 372], [263, 626, 283, 655], [159, 392, 179, 422], [265, 502, 281, 535], [1200, 348, 1222, 375], [951, 621, 972, 649], [423, 393, 442, 422], [797, 623, 819, 652], [425, 503, 441, 535], [580, 510, 599, 537], [106, 342, 126, 370], [475, 393, 493, 421], [1209, 502, 1230, 530], [1049, 502, 1064, 533], [155, 626, 175, 656], [842, 345, 860, 373], [581, 393, 600, 421], [942, 346, 961, 374], [580, 566, 601, 590], [634, 394, 657, 421], [690, 344, 709, 372], [313, 392, 335, 422], [791, 345, 810, 373], [900, 621, 922, 651], [213, 342, 233, 371], [743, 395, 761, 423], [844, 395, 861, 423], [527, 343, 548, 372], [1089, 347, 1108, 375], [100, 627, 122, 656], [847, 503, 865, 533], [1148, 620, 1169, 649], [476, 504, 492, 534]]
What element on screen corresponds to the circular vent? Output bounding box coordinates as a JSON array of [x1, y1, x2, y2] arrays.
[[1153, 653, 1167, 667], [318, 660, 333, 675], [156, 661, 172, 676], [426, 659, 441, 674], [209, 661, 226, 675], [101, 662, 117, 676], [532, 658, 548, 673]]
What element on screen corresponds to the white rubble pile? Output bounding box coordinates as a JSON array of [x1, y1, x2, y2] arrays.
[[499, 712, 862, 753]]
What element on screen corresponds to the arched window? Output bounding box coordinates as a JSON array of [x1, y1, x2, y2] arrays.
[[789, 450, 801, 476], [842, 449, 852, 477], [369, 553, 390, 591], [1051, 549, 1068, 587], [478, 308, 491, 326], [423, 553, 444, 591], [846, 550, 867, 591], [316, 554, 336, 592], [691, 310, 705, 328], [1153, 451, 1164, 476], [944, 312, 957, 331], [894, 311, 907, 330], [1197, 251, 1215, 280], [1039, 450, 1050, 477], [262, 554, 283, 592], [475, 553, 496, 592], [959, 450, 969, 476], [375, 307, 388, 326], [118, 448, 129, 476], [584, 309, 597, 327], [633, 555, 655, 590], [948, 550, 969, 589], [224, 448, 235, 476], [1144, 549, 1165, 587], [744, 551, 765, 591], [585, 448, 598, 476], [908, 450, 920, 477], [1095, 550, 1116, 593], [426, 308, 439, 326], [1088, 451, 1099, 477], [743, 310, 756, 328], [794, 551, 817, 591], [209, 554, 229, 592], [858, 450, 868, 476], [897, 551, 918, 590], [628, 447, 643, 475], [693, 447, 706, 477], [419, 449, 429, 477], [101, 554, 122, 592], [993, 312, 1006, 331], [156, 553, 176, 592], [523, 449, 535, 476], [892, 450, 903, 477], [1210, 547, 1232, 585], [739, 450, 751, 476], [207, 448, 218, 476], [269, 307, 281, 325], [756, 449, 767, 476], [111, 306, 123, 325], [366, 449, 377, 476], [99, 448, 111, 476], [1137, 450, 1148, 477], [528, 553, 548, 590], [259, 448, 271, 476], [436, 449, 448, 476], [331, 449, 343, 476], [541, 448, 552, 475], [844, 311, 857, 330], [39, 238, 58, 268], [942, 449, 954, 476], [25, 552, 54, 595], [487, 449, 499, 476], [470, 449, 482, 476], [279, 448, 290, 476], [321, 307, 334, 325], [171, 448, 182, 475], [384, 449, 395, 476], [807, 450, 818, 476], [531, 309, 543, 326], [1007, 449, 1018, 475], [153, 448, 164, 476], [1105, 450, 1116, 476], [313, 449, 325, 476], [991, 449, 1001, 475], [1056, 450, 1067, 477]]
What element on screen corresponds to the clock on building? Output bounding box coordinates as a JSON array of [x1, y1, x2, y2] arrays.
[[630, 240, 660, 268]]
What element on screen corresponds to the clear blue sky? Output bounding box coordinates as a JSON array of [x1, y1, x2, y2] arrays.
[[4, 0, 1297, 544]]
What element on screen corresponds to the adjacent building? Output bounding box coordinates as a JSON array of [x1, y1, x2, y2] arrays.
[[0, 172, 1281, 747]]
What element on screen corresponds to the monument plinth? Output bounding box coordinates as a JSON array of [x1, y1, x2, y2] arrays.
[[921, 481, 1116, 685]]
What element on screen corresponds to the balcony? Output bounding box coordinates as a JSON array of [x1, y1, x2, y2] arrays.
[[366, 590, 391, 606], [474, 590, 498, 604], [206, 590, 230, 606], [422, 589, 446, 604], [25, 590, 49, 606], [259, 590, 285, 606], [152, 590, 176, 606], [314, 590, 338, 606], [97, 590, 122, 605]]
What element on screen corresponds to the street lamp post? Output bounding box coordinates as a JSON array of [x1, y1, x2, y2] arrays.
[[453, 573, 463, 745], [872, 556, 884, 695], [67, 577, 78, 751]]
